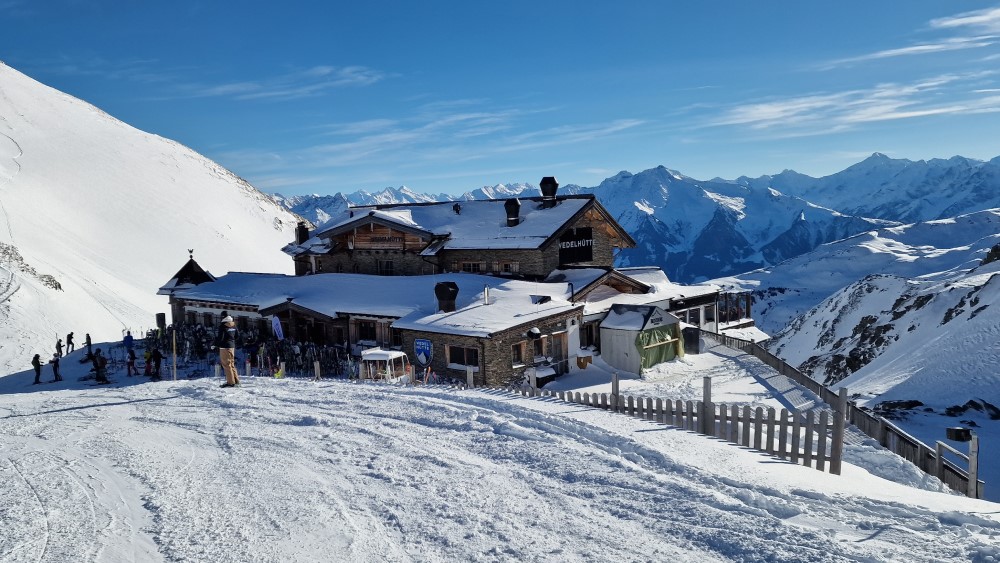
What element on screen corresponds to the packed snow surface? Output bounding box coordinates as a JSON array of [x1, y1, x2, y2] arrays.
[[2, 343, 998, 562]]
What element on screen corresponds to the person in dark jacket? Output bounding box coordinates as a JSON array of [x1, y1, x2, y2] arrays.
[[31, 354, 42, 385], [216, 315, 240, 387], [127, 347, 137, 376], [92, 348, 110, 384], [55, 338, 63, 357], [49, 354, 63, 382], [151, 348, 164, 380], [66, 332, 75, 353], [84, 333, 93, 357]]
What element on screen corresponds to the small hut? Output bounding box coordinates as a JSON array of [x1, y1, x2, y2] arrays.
[[599, 304, 683, 374]]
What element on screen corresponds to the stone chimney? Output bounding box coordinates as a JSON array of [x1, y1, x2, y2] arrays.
[[504, 198, 521, 227], [295, 222, 310, 244], [434, 281, 459, 313]]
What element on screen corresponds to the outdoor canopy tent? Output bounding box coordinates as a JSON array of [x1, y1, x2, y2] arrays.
[[360, 348, 412, 383], [599, 304, 683, 374]]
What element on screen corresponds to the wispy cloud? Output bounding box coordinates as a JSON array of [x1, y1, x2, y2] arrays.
[[218, 98, 647, 190], [822, 36, 997, 68], [930, 6, 1000, 32], [818, 5, 1000, 70], [188, 66, 385, 101], [710, 72, 1000, 135]]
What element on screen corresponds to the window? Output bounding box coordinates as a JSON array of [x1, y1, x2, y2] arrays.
[[461, 261, 485, 273], [357, 320, 376, 342], [704, 304, 716, 324], [390, 328, 403, 348], [511, 342, 527, 367], [493, 261, 520, 274], [377, 260, 394, 276], [688, 308, 701, 326], [447, 345, 479, 369]]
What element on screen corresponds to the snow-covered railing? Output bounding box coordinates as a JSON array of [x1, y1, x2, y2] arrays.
[[703, 329, 985, 498], [511, 376, 843, 475]]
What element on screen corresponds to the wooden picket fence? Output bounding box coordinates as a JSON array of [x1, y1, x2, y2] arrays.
[[703, 329, 984, 498], [512, 376, 844, 474]]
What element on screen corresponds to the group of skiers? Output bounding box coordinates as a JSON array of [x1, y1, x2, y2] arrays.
[[29, 315, 264, 390], [30, 329, 168, 386]]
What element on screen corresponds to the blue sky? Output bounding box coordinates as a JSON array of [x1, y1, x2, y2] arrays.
[[4, 1, 1000, 196]]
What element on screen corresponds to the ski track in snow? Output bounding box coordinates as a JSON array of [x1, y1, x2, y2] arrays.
[[0, 377, 998, 562]]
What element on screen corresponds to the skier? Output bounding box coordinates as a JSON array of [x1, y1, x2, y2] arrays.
[[92, 348, 110, 384], [123, 331, 134, 351], [49, 354, 63, 382], [55, 338, 63, 357], [66, 332, 75, 354], [151, 348, 164, 380], [84, 333, 93, 357], [31, 353, 42, 385]]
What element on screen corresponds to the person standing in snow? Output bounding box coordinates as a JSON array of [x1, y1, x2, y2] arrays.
[[55, 338, 63, 357], [84, 333, 93, 357], [216, 315, 240, 388], [66, 332, 75, 354], [49, 353, 62, 382], [151, 348, 163, 380], [123, 331, 134, 351], [92, 348, 109, 384], [127, 347, 137, 376], [31, 354, 42, 385]]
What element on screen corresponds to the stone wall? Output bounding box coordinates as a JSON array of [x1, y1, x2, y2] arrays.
[[400, 307, 583, 387]]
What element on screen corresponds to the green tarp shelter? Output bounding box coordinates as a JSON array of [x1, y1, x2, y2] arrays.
[[600, 304, 683, 374]]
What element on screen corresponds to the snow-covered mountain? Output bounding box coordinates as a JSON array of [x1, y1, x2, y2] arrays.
[[0, 61, 299, 373], [712, 210, 1000, 410], [278, 166, 895, 283], [748, 152, 1000, 224]]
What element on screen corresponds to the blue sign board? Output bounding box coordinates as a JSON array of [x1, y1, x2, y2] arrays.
[[414, 339, 433, 366]]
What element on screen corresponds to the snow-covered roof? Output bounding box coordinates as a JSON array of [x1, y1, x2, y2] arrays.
[[157, 258, 216, 295], [173, 271, 577, 336], [579, 269, 719, 317], [391, 279, 580, 337], [286, 196, 627, 256], [600, 304, 678, 331]]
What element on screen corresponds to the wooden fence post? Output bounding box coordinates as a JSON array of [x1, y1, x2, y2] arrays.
[[612, 373, 619, 408], [791, 412, 801, 464], [817, 411, 829, 472], [702, 376, 713, 435], [656, 398, 664, 423], [753, 407, 764, 450], [830, 388, 847, 475], [601, 393, 608, 409], [729, 405, 739, 443], [778, 409, 789, 460], [741, 406, 751, 447], [969, 433, 980, 498], [766, 408, 776, 454], [313, 360, 321, 381], [245, 359, 252, 380], [803, 411, 815, 468], [214, 364, 220, 380]]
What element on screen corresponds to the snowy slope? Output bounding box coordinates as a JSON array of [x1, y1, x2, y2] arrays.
[[768, 259, 1000, 407], [1, 347, 997, 561], [0, 62, 298, 374]]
